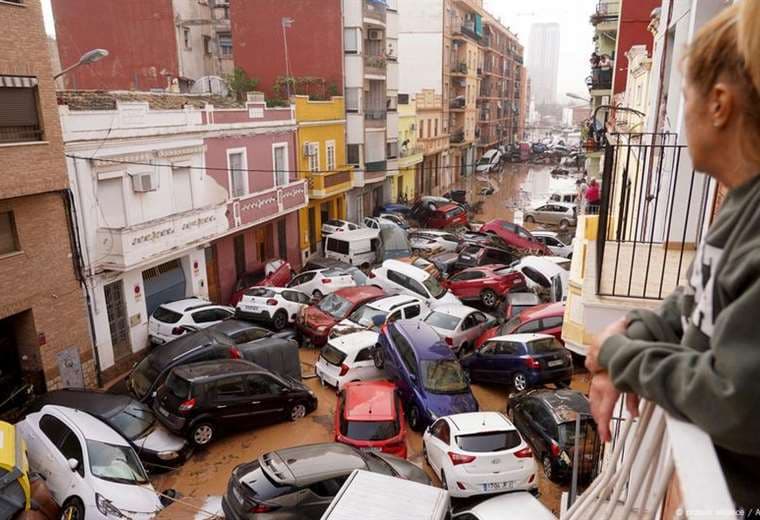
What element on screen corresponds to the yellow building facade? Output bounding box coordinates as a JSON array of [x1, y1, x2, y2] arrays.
[[294, 96, 353, 261], [394, 100, 424, 202]]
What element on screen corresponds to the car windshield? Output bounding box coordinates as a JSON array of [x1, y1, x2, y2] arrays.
[[342, 419, 399, 441], [317, 293, 354, 320], [87, 440, 148, 485], [530, 337, 564, 353], [320, 344, 347, 366], [456, 430, 522, 452], [348, 305, 388, 328], [130, 357, 160, 399], [152, 306, 182, 324], [423, 276, 447, 299], [424, 312, 459, 331], [109, 403, 155, 440], [421, 360, 469, 394]]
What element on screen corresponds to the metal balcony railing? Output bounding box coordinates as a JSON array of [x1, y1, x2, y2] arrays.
[[364, 55, 387, 71], [588, 69, 613, 90], [450, 97, 466, 109], [450, 62, 468, 75], [0, 125, 43, 144], [364, 110, 387, 121], [450, 130, 465, 144]]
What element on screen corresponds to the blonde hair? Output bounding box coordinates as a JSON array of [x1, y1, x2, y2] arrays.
[[687, 0, 760, 163]]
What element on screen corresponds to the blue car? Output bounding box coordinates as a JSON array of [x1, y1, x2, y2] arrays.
[[460, 333, 573, 391], [373, 203, 412, 217], [373, 320, 479, 431]]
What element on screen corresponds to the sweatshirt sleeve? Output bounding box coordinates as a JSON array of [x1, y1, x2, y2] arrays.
[[598, 274, 760, 455]]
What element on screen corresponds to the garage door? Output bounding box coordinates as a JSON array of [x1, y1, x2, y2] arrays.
[[142, 260, 186, 317]]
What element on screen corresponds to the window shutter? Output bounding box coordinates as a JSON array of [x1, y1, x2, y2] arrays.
[[0, 87, 39, 126]]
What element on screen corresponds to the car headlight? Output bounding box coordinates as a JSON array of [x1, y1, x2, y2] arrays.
[[158, 450, 180, 461], [96, 493, 129, 518]]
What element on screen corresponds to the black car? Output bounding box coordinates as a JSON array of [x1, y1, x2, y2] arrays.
[[26, 389, 191, 471], [154, 359, 317, 447], [507, 388, 600, 482], [222, 442, 430, 520], [128, 320, 300, 403], [455, 243, 516, 271]]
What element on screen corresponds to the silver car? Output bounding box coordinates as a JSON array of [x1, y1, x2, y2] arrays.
[[409, 229, 461, 254], [424, 304, 496, 354], [523, 202, 577, 230]]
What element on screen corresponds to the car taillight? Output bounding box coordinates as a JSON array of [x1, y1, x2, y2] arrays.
[[550, 440, 561, 457], [445, 337, 453, 346], [321, 278, 332, 284], [339, 364, 349, 376], [448, 452, 476, 466], [250, 503, 279, 513], [514, 446, 533, 458], [229, 347, 242, 359], [266, 299, 278, 306], [171, 326, 185, 336], [178, 398, 196, 413], [522, 356, 541, 369]]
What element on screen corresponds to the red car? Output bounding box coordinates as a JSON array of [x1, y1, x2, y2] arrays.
[[229, 260, 293, 306], [475, 301, 566, 348], [425, 203, 469, 229], [479, 219, 552, 255], [335, 381, 408, 459], [442, 265, 526, 308], [297, 286, 384, 346]]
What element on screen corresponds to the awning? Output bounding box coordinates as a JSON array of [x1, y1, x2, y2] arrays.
[[0, 76, 38, 88]]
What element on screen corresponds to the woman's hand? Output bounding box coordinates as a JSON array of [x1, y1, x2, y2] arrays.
[[586, 317, 628, 374], [589, 372, 640, 442]]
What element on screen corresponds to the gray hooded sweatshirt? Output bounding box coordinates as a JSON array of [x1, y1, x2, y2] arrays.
[[600, 175, 760, 509]]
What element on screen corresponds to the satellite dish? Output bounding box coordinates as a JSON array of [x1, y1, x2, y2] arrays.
[[191, 76, 229, 97]]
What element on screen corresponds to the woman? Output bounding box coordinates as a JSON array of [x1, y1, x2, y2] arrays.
[[585, 178, 600, 214], [585, 0, 760, 511]]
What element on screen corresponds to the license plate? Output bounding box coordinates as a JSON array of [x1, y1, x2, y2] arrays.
[[483, 481, 514, 492], [361, 447, 381, 453], [232, 485, 243, 505], [245, 305, 260, 312], [548, 359, 564, 367]]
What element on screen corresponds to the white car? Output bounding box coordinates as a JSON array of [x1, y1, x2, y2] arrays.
[[532, 231, 573, 258], [476, 149, 503, 173], [17, 405, 164, 519], [148, 298, 234, 345], [322, 219, 360, 236], [315, 331, 384, 390], [452, 492, 555, 520], [423, 305, 496, 354], [330, 295, 430, 338], [508, 256, 570, 302], [287, 267, 366, 299], [409, 230, 461, 254], [423, 412, 537, 498], [235, 286, 311, 330], [370, 259, 462, 308], [363, 215, 407, 230]]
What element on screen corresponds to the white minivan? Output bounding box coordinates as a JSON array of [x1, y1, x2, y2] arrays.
[[324, 228, 381, 268]]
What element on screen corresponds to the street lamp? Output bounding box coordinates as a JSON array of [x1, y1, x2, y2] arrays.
[[566, 92, 591, 103], [54, 49, 109, 80]]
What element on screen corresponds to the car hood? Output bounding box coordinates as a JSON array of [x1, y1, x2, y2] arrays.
[[135, 422, 188, 455], [303, 307, 338, 328], [431, 291, 461, 307], [92, 480, 163, 517], [424, 390, 478, 419], [373, 453, 431, 485], [331, 319, 371, 337]]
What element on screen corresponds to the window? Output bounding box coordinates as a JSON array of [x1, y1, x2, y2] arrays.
[[172, 167, 193, 213], [307, 142, 320, 173], [354, 347, 373, 362], [0, 211, 19, 255], [234, 234, 246, 277], [431, 419, 450, 444], [310, 477, 348, 497], [183, 28, 191, 49], [215, 377, 246, 397], [248, 374, 283, 395], [427, 119, 431, 138], [386, 141, 398, 159], [419, 123, 424, 139], [203, 35, 212, 55], [273, 144, 289, 186], [542, 316, 563, 329], [404, 304, 421, 319], [218, 33, 233, 57], [228, 150, 248, 198], [59, 432, 84, 477], [347, 144, 361, 165], [192, 308, 231, 323], [516, 319, 542, 333], [39, 414, 68, 447], [326, 141, 336, 171], [0, 81, 43, 144], [344, 28, 360, 53], [345, 88, 360, 112], [434, 119, 438, 136], [325, 238, 349, 255]]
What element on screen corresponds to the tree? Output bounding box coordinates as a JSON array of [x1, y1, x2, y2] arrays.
[[226, 67, 259, 102]]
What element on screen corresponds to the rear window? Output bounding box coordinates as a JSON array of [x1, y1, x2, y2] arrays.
[[165, 372, 192, 399], [321, 344, 347, 366], [245, 288, 275, 298], [456, 431, 522, 452], [153, 307, 182, 324], [529, 337, 564, 354], [424, 312, 460, 331], [326, 238, 350, 255], [341, 419, 399, 441]]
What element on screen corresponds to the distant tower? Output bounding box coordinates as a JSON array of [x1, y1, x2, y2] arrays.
[[527, 22, 560, 105]]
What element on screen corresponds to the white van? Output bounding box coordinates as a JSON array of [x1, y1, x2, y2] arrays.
[[321, 470, 451, 520], [324, 228, 381, 268]]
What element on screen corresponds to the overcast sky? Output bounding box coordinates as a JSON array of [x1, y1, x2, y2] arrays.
[[484, 0, 596, 103], [42, 0, 595, 103]]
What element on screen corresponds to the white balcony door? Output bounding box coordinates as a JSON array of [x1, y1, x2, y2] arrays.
[[97, 177, 126, 228], [227, 149, 248, 198], [273, 143, 289, 187], [172, 167, 193, 213]]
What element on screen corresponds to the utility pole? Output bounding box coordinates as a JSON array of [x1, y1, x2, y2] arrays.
[[282, 17, 294, 98]]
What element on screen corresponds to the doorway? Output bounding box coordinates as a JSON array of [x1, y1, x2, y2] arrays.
[[205, 246, 221, 303], [103, 280, 131, 362], [277, 219, 287, 260], [308, 207, 317, 254], [141, 259, 186, 317]]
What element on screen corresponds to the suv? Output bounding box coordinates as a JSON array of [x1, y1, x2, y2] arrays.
[[524, 203, 577, 230], [373, 320, 478, 431], [425, 203, 469, 230], [149, 298, 234, 345], [442, 265, 526, 308], [479, 220, 551, 255], [154, 359, 317, 447]]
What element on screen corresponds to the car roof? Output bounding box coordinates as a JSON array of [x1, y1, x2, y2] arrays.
[[523, 389, 591, 422], [210, 319, 268, 337], [381, 259, 431, 281], [172, 359, 265, 381], [335, 285, 384, 302], [343, 381, 397, 421], [159, 297, 211, 313], [37, 405, 130, 446], [368, 294, 423, 311], [488, 333, 555, 344], [531, 230, 558, 238], [393, 320, 452, 360], [446, 412, 514, 435], [519, 301, 565, 321], [33, 389, 135, 419], [468, 492, 556, 519], [328, 331, 380, 352], [428, 304, 478, 319], [327, 228, 380, 241], [262, 443, 366, 487]]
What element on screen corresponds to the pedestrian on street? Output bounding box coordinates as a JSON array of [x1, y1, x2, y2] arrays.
[[585, 0, 760, 513], [585, 178, 600, 214], [575, 177, 587, 214]]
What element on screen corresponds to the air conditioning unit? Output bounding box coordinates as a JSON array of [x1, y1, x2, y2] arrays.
[[303, 142, 318, 157], [129, 171, 159, 192], [368, 29, 383, 41]]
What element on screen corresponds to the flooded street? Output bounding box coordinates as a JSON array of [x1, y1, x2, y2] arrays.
[[153, 162, 590, 519]]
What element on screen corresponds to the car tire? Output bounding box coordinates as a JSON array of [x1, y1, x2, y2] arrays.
[[190, 422, 216, 448], [512, 372, 528, 392], [289, 403, 307, 421], [543, 455, 557, 482], [312, 290, 323, 300], [373, 346, 385, 369], [272, 310, 288, 331], [524, 215, 535, 224], [61, 497, 85, 520], [408, 405, 423, 432], [480, 288, 498, 308]]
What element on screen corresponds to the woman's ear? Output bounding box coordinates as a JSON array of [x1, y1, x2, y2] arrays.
[[710, 82, 735, 129]]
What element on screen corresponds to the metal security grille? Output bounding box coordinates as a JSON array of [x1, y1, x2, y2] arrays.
[[103, 280, 131, 361], [142, 260, 186, 316]]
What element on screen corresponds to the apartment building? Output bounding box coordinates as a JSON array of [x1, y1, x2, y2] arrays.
[[52, 0, 233, 92], [396, 95, 424, 202], [526, 23, 560, 106], [0, 0, 95, 397]]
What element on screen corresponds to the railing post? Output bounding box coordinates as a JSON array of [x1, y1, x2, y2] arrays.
[[595, 141, 615, 295], [570, 413, 582, 507]]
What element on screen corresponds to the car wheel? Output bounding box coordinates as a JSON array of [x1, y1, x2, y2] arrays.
[[512, 372, 528, 392], [190, 422, 215, 447], [543, 455, 557, 482], [272, 310, 288, 331], [408, 405, 423, 432], [373, 346, 385, 369], [289, 403, 307, 421], [61, 497, 85, 520], [440, 470, 448, 490], [480, 289, 498, 308], [312, 290, 323, 300], [524, 215, 535, 224], [560, 219, 570, 231]]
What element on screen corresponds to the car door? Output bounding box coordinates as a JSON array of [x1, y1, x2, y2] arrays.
[[471, 342, 498, 381], [534, 404, 560, 457], [492, 340, 524, 381], [299, 475, 350, 519], [516, 400, 545, 453], [448, 271, 483, 299], [351, 346, 381, 381], [247, 374, 289, 424], [34, 414, 82, 502], [465, 311, 489, 344], [288, 271, 317, 295], [388, 327, 417, 404], [425, 419, 451, 475], [541, 316, 564, 342], [208, 376, 256, 426], [281, 290, 309, 320]]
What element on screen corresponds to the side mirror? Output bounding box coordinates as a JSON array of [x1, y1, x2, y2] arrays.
[[67, 458, 79, 471]]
